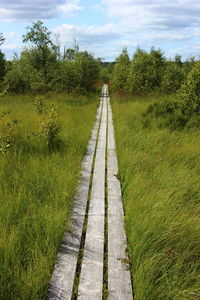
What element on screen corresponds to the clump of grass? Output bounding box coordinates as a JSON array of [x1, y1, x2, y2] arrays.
[[0, 92, 98, 300], [112, 94, 200, 300]]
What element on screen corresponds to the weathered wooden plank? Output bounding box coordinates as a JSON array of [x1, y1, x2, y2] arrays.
[[48, 98, 103, 300], [78, 86, 107, 299], [107, 96, 133, 299]]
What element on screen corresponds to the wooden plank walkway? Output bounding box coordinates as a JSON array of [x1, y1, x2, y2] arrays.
[[78, 86, 107, 299], [48, 85, 133, 300], [107, 97, 133, 299], [48, 98, 103, 300]]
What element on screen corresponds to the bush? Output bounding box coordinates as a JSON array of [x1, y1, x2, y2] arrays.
[[112, 48, 130, 91], [33, 96, 47, 115], [179, 62, 200, 118], [180, 62, 200, 102], [143, 99, 199, 130], [40, 105, 61, 149], [0, 112, 21, 153], [144, 101, 179, 118], [128, 47, 166, 94], [161, 61, 184, 94]]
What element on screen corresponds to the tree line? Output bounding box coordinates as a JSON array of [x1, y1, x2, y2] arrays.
[[112, 47, 200, 96], [110, 48, 200, 129], [0, 21, 100, 94], [0, 21, 200, 103]]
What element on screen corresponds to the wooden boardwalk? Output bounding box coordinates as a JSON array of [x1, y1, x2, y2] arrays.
[[48, 85, 133, 300]]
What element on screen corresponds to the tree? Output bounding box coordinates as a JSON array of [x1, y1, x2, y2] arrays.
[[5, 50, 45, 93], [161, 55, 185, 94], [0, 51, 6, 82], [112, 48, 130, 90], [63, 48, 76, 61], [0, 33, 5, 46], [0, 33, 6, 83], [73, 51, 100, 92], [23, 20, 57, 87], [127, 47, 166, 94], [179, 61, 200, 115]]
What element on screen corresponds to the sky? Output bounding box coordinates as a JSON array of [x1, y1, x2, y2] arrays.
[[1, 0, 200, 61]]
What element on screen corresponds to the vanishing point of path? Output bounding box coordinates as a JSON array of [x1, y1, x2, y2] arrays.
[[48, 85, 133, 300]]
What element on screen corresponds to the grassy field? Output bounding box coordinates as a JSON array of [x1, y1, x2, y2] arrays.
[[0, 92, 98, 300], [112, 94, 200, 300]]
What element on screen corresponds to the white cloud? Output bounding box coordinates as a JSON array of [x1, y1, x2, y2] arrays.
[[1, 32, 22, 53], [0, 0, 83, 22], [52, 23, 120, 58], [90, 0, 200, 59], [53, 23, 118, 46], [2, 0, 200, 60]]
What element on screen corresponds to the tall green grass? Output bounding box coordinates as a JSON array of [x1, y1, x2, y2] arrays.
[[0, 93, 98, 299], [112, 95, 200, 299]]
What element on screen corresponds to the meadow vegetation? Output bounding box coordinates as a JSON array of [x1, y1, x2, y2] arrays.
[[0, 20, 200, 300], [112, 94, 200, 299], [0, 93, 98, 299], [111, 46, 200, 299]]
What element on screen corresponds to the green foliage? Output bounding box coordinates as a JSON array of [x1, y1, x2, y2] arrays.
[[112, 48, 130, 90], [23, 20, 53, 49], [52, 50, 99, 93], [74, 51, 100, 92], [0, 51, 6, 83], [144, 101, 179, 117], [63, 47, 76, 61], [0, 112, 21, 153], [5, 24, 99, 94], [179, 61, 200, 115], [40, 105, 61, 149], [33, 96, 47, 115], [23, 21, 58, 87], [127, 47, 165, 94], [112, 94, 200, 300], [99, 62, 114, 84], [57, 59, 77, 92], [5, 50, 46, 93], [143, 96, 200, 130], [142, 62, 200, 129], [161, 58, 184, 94]]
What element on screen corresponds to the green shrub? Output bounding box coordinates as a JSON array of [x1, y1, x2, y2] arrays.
[[40, 105, 61, 149], [127, 47, 166, 94], [180, 62, 200, 102], [144, 101, 179, 118], [112, 48, 130, 91], [33, 96, 47, 115], [143, 99, 199, 130], [0, 113, 21, 153], [161, 61, 184, 94]]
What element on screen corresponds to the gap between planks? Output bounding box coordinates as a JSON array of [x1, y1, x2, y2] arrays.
[[77, 86, 108, 299], [107, 96, 133, 299], [48, 85, 133, 300], [48, 95, 103, 300]]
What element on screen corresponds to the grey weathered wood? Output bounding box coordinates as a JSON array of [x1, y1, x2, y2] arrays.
[[48, 98, 103, 300], [78, 86, 107, 299], [107, 95, 133, 299]]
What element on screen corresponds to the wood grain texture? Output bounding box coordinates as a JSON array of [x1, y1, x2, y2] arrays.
[[78, 86, 108, 299], [48, 99, 103, 300], [107, 97, 133, 300]]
